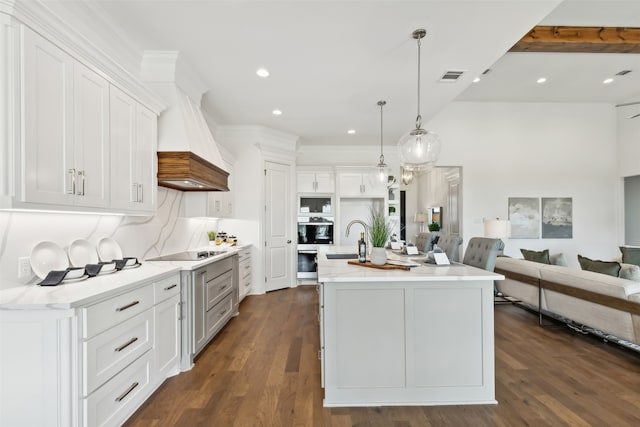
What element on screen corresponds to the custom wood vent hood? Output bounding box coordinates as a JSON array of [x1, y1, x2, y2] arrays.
[[144, 51, 230, 192], [157, 151, 229, 191]]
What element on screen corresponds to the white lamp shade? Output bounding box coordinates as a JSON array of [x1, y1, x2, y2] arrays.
[[398, 129, 441, 168], [414, 212, 428, 223], [484, 219, 511, 239]]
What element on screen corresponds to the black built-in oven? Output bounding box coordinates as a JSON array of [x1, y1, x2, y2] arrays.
[[297, 219, 333, 280]]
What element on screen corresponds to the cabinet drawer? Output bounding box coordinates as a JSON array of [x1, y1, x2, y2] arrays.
[[206, 270, 233, 311], [153, 274, 180, 304], [238, 248, 251, 262], [82, 285, 154, 338], [83, 309, 153, 396], [84, 351, 151, 427], [239, 258, 251, 279], [240, 273, 252, 290], [206, 293, 233, 338], [205, 256, 233, 282]]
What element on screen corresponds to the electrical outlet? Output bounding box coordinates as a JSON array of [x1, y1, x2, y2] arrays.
[[18, 256, 32, 279]]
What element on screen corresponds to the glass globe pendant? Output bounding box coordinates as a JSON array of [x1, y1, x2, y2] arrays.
[[398, 29, 441, 171]]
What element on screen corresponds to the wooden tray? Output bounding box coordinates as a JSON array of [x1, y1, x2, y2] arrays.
[[347, 260, 410, 271]]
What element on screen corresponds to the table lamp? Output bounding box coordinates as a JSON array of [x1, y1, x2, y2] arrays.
[[414, 212, 428, 233]]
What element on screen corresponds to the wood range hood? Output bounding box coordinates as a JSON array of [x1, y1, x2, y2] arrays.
[[157, 151, 229, 191]]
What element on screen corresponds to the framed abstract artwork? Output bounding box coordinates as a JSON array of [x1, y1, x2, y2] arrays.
[[541, 197, 573, 239], [508, 197, 540, 238]]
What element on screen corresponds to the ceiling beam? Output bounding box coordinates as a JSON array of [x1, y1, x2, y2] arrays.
[[509, 26, 640, 54]]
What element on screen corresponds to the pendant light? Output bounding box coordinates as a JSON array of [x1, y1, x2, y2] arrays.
[[373, 100, 389, 183], [398, 29, 441, 173]]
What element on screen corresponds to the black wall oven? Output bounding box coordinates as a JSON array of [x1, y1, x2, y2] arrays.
[[297, 219, 333, 280]]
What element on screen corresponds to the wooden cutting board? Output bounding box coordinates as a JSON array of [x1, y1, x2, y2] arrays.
[[347, 260, 411, 271]]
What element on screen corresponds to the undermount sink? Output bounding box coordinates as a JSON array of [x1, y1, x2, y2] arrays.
[[326, 253, 358, 260]]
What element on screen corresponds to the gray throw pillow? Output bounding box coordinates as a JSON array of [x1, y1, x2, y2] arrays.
[[521, 249, 550, 264], [577, 255, 621, 277], [619, 263, 640, 281], [620, 246, 640, 267]]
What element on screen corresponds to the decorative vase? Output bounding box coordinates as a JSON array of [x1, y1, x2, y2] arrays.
[[370, 247, 387, 265]]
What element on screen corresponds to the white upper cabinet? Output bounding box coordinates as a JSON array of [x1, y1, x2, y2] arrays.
[[109, 85, 157, 214], [297, 170, 334, 193], [0, 21, 157, 214], [338, 171, 386, 197]]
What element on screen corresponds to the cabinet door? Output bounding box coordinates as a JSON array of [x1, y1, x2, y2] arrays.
[[135, 105, 157, 212], [22, 26, 74, 205], [297, 172, 317, 193], [193, 269, 207, 354], [109, 85, 136, 211], [365, 175, 387, 197], [314, 172, 334, 193], [338, 173, 364, 197], [73, 62, 109, 208], [154, 294, 181, 379]]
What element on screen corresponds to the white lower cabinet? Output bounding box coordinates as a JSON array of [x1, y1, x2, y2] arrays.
[[0, 271, 180, 427], [238, 247, 252, 301]]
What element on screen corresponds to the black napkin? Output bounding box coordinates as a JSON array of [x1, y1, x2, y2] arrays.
[[114, 257, 139, 270], [38, 270, 69, 286], [85, 264, 104, 277]]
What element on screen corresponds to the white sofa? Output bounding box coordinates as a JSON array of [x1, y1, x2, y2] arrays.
[[495, 256, 640, 348]]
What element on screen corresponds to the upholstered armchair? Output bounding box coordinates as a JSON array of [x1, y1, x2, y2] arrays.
[[436, 234, 463, 263], [462, 237, 505, 272], [415, 232, 438, 253]]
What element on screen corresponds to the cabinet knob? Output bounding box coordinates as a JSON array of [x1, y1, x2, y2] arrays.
[[286, 240, 292, 244]]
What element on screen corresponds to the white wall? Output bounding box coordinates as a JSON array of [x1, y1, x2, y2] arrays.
[[429, 102, 619, 266], [617, 103, 640, 178]]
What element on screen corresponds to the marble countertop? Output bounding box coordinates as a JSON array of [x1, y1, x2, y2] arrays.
[[0, 245, 249, 309], [317, 246, 504, 283], [0, 263, 180, 310], [143, 244, 249, 271]]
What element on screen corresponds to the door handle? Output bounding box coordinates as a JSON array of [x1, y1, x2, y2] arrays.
[[286, 240, 292, 244]]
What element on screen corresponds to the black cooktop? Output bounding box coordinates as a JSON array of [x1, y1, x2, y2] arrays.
[[147, 250, 226, 261]]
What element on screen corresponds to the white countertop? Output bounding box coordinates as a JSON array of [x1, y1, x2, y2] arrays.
[[317, 246, 504, 283], [0, 263, 180, 309], [144, 244, 248, 271], [0, 244, 249, 309]]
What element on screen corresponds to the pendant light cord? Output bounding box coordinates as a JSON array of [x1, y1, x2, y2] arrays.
[[377, 100, 386, 164], [416, 36, 422, 129]]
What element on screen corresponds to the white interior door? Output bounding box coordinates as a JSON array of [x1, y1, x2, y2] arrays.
[[265, 161, 293, 292]]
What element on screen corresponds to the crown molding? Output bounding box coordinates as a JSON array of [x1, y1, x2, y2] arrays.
[[1, 0, 164, 113]]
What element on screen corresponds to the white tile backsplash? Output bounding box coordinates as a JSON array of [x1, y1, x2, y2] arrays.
[[0, 187, 220, 289]]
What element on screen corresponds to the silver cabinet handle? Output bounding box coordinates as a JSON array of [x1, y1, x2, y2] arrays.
[[67, 168, 76, 194], [114, 337, 138, 352], [138, 183, 143, 203], [115, 300, 139, 312], [76, 170, 85, 196], [164, 284, 177, 291], [115, 382, 139, 402], [219, 309, 228, 318]]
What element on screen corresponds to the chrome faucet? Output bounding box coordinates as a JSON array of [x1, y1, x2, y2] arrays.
[[346, 219, 368, 244]]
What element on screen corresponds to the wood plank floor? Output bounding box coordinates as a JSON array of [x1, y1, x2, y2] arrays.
[[125, 286, 640, 427]]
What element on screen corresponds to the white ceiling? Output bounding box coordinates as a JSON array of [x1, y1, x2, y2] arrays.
[[83, 0, 640, 146]]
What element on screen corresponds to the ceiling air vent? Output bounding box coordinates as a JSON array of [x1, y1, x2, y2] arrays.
[[616, 70, 632, 76], [440, 70, 465, 82]]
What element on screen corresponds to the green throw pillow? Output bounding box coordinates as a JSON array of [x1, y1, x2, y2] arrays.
[[521, 249, 551, 264], [620, 246, 640, 267], [577, 255, 621, 277]]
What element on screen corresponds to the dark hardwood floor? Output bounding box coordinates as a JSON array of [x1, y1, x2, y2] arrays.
[[125, 286, 640, 427]]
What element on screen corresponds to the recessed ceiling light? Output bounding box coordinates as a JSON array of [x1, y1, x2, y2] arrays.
[[256, 68, 270, 77], [603, 78, 614, 84], [536, 77, 547, 84], [347, 129, 356, 134], [472, 77, 481, 83], [272, 109, 282, 116]]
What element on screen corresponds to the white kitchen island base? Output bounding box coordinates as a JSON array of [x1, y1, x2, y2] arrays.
[[318, 248, 501, 407]]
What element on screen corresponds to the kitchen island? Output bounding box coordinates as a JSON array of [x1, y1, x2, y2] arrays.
[[317, 246, 503, 407]]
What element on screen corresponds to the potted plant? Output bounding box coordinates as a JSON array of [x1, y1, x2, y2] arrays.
[[428, 222, 441, 232], [207, 231, 217, 246], [367, 207, 391, 265]]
